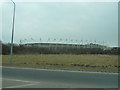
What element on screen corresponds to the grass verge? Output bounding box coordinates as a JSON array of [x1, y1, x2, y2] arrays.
[[2, 54, 119, 72]]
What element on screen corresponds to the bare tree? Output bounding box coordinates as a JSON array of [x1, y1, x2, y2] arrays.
[[20, 40, 22, 45]]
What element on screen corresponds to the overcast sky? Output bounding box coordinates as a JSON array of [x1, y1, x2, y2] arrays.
[[1, 1, 118, 47]]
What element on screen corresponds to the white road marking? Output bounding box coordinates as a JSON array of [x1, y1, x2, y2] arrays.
[[3, 78, 40, 83], [5, 83, 35, 88], [2, 66, 118, 75], [3, 78, 40, 88]]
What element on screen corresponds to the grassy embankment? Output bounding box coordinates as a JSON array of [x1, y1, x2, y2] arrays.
[[2, 54, 119, 72]]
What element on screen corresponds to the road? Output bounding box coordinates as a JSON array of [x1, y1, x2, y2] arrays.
[[2, 66, 118, 88]]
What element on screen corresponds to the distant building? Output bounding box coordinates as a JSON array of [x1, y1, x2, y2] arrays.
[[22, 42, 108, 50]]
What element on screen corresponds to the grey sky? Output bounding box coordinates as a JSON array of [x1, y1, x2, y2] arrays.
[[2, 1, 118, 46]]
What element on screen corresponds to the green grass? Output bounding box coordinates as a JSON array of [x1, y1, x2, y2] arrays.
[[2, 54, 119, 72]]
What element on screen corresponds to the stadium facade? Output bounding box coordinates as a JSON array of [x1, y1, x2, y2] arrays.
[[23, 42, 109, 50]]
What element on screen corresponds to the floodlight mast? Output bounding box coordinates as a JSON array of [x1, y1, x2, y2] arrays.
[[10, 0, 16, 64]]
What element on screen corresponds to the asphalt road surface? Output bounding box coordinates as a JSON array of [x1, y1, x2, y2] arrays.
[[2, 66, 118, 88]]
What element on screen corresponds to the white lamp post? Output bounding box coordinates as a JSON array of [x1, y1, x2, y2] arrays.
[[10, 0, 16, 64]]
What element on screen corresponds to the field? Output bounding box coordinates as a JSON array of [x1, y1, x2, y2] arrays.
[[2, 54, 119, 72]]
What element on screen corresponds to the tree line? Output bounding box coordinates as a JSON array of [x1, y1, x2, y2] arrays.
[[2, 43, 119, 55]]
